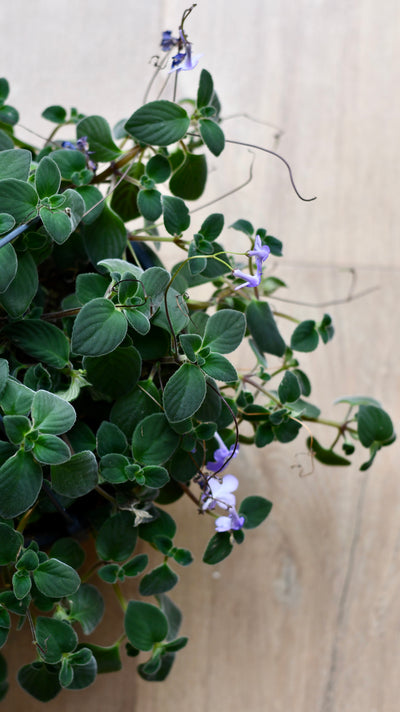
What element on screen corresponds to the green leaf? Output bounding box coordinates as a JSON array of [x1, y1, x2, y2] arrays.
[[0, 178, 38, 222], [110, 380, 161, 438], [80, 643, 122, 674], [95, 511, 137, 562], [31, 390, 76, 434], [197, 69, 214, 108], [169, 153, 207, 200], [35, 156, 61, 199], [4, 319, 70, 368], [75, 184, 104, 223], [76, 272, 109, 304], [162, 195, 190, 235], [357, 405, 394, 447], [199, 213, 224, 241], [290, 320, 319, 352], [3, 414, 30, 445], [42, 105, 67, 123], [71, 298, 127, 356], [77, 115, 122, 161], [0, 376, 34, 415], [137, 188, 162, 221], [12, 570, 32, 599], [0, 243, 17, 293], [334, 395, 382, 408], [83, 345, 141, 399], [199, 118, 225, 156], [35, 617, 77, 664], [239, 496, 273, 529], [307, 436, 351, 466], [202, 309, 246, 354], [0, 105, 18, 126], [0, 450, 42, 518], [125, 601, 168, 651], [0, 522, 23, 564], [68, 584, 104, 635], [83, 204, 126, 264], [99, 453, 129, 483], [0, 78, 9, 102], [278, 371, 301, 404], [203, 532, 233, 564], [51, 148, 85, 178], [33, 559, 80, 598], [0, 250, 38, 319], [318, 313, 334, 343], [139, 564, 178, 596], [0, 149, 31, 181], [49, 538, 85, 570], [96, 421, 127, 456], [163, 364, 206, 423], [146, 154, 171, 183], [132, 413, 180, 464], [246, 300, 286, 356], [125, 101, 190, 146], [230, 218, 254, 236], [0, 212, 15, 236], [139, 507, 176, 544], [142, 465, 170, 488], [152, 286, 189, 335], [40, 188, 84, 244], [51, 450, 98, 498], [32, 433, 71, 465], [0, 359, 9, 397], [122, 554, 148, 578], [97, 563, 119, 583], [64, 653, 97, 690], [201, 352, 238, 382], [0, 128, 13, 150], [110, 161, 143, 221], [17, 663, 61, 702]]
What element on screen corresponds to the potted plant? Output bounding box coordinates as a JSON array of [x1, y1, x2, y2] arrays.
[[0, 4, 395, 702]]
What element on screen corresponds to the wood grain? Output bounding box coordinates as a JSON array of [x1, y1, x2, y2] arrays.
[[2, 1, 400, 710]]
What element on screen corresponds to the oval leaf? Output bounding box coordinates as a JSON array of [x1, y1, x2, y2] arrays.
[[125, 101, 190, 146], [163, 364, 206, 423], [71, 298, 127, 356], [124, 601, 168, 651]]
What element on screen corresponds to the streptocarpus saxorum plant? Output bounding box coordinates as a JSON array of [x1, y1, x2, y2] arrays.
[[0, 5, 395, 702]]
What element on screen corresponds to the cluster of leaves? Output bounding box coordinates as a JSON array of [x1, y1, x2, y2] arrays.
[[0, 62, 395, 703]]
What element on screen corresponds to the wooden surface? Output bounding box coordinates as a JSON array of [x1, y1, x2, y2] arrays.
[[2, 1, 400, 710]]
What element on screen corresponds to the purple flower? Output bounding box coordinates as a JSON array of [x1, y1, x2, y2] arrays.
[[206, 432, 239, 473], [161, 30, 179, 51], [215, 508, 245, 532], [61, 136, 97, 173], [232, 267, 262, 291], [168, 30, 202, 73], [201, 474, 239, 512], [248, 234, 271, 264], [232, 235, 270, 291]]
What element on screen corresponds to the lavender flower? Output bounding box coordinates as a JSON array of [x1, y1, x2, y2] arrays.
[[248, 234, 271, 264], [168, 29, 202, 73], [206, 432, 239, 473], [232, 234, 270, 291], [232, 267, 262, 291], [201, 474, 239, 512], [215, 508, 245, 532], [61, 136, 97, 172], [161, 30, 179, 51]]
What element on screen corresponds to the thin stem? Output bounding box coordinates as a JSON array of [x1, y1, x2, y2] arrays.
[[186, 132, 316, 202], [0, 217, 40, 250], [112, 582, 128, 613], [94, 485, 117, 506]]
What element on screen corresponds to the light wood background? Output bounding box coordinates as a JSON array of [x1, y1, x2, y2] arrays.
[[2, 1, 400, 710]]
